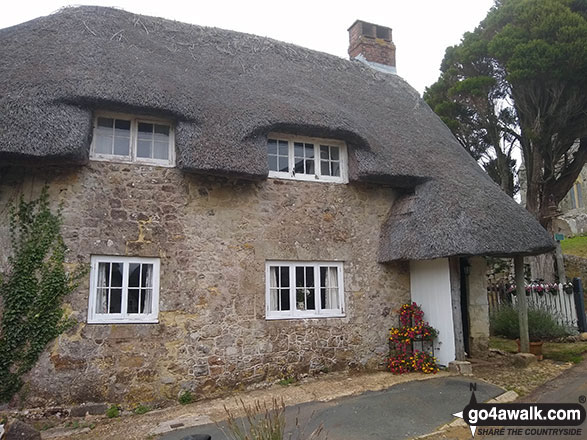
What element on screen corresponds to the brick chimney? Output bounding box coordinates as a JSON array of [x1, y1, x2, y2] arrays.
[[348, 20, 396, 74]]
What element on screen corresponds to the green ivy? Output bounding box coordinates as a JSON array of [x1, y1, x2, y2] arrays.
[[0, 187, 86, 403]]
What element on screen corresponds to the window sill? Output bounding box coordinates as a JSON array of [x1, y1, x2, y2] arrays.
[[267, 173, 347, 184], [266, 313, 345, 321], [90, 156, 175, 168], [87, 318, 159, 325]]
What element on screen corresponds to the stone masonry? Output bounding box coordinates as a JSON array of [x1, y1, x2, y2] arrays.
[[0, 163, 409, 407]]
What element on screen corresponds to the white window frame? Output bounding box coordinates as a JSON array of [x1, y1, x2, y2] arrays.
[[267, 133, 348, 184], [90, 112, 175, 167], [88, 255, 160, 324], [265, 261, 345, 320]]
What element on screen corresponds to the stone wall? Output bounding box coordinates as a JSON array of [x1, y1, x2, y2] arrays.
[[0, 162, 409, 407]]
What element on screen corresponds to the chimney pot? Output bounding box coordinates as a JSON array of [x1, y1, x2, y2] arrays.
[[348, 20, 396, 74]]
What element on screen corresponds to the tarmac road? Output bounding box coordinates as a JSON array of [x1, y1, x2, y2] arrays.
[[495, 357, 587, 440], [160, 376, 503, 440]]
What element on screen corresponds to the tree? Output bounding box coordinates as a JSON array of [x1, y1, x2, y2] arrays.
[[426, 0, 587, 227], [424, 29, 519, 197]]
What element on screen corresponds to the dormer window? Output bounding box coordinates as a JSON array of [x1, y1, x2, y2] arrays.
[[267, 134, 348, 183], [91, 112, 175, 167]]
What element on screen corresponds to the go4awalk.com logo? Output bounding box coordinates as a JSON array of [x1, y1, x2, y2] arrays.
[[453, 383, 586, 437]]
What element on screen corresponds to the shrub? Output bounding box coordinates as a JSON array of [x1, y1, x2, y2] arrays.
[[221, 398, 325, 440], [178, 390, 194, 405], [106, 405, 120, 418], [134, 404, 151, 415], [490, 306, 570, 342]]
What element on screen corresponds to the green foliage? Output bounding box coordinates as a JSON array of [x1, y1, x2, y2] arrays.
[[490, 306, 570, 341], [133, 404, 151, 415], [106, 405, 120, 418], [277, 377, 295, 386], [178, 390, 194, 405], [560, 234, 587, 257], [0, 187, 86, 403]]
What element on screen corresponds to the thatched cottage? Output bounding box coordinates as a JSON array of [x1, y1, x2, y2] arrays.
[[0, 6, 553, 407]]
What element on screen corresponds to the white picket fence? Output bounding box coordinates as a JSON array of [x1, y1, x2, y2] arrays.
[[488, 281, 579, 330]]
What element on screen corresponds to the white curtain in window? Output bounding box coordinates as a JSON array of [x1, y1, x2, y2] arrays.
[[143, 264, 153, 314], [96, 263, 108, 313], [323, 267, 339, 309], [269, 267, 278, 311]]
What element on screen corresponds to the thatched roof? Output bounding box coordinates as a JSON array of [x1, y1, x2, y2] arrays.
[[0, 6, 554, 260]]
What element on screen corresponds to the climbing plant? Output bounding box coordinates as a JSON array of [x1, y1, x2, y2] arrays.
[[388, 302, 439, 374], [0, 187, 86, 403]]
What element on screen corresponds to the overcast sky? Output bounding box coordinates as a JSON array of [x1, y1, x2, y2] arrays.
[[1, 1, 495, 94]]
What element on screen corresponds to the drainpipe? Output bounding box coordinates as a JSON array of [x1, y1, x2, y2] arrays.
[[514, 255, 529, 352]]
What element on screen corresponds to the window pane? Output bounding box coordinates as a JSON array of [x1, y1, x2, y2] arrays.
[[320, 145, 329, 160], [154, 124, 169, 137], [115, 119, 131, 131], [306, 288, 315, 310], [128, 288, 139, 313], [269, 288, 278, 311], [138, 122, 153, 134], [98, 117, 113, 129], [111, 263, 123, 288], [154, 142, 169, 160], [305, 144, 314, 158], [280, 267, 289, 287], [113, 136, 130, 156], [332, 161, 340, 177], [95, 135, 112, 154], [142, 288, 152, 313], [280, 289, 290, 311], [137, 139, 152, 158], [279, 157, 289, 172], [321, 161, 330, 176], [267, 139, 277, 155], [320, 267, 339, 309], [305, 159, 314, 174], [268, 155, 278, 171], [278, 141, 288, 156], [96, 288, 108, 313], [129, 263, 140, 287], [141, 264, 153, 287], [109, 288, 122, 313], [330, 147, 340, 160], [294, 142, 303, 158], [294, 158, 304, 174]]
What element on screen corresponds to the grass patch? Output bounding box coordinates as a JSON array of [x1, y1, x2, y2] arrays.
[[489, 336, 517, 353], [277, 377, 296, 386], [560, 235, 587, 258], [490, 337, 587, 363], [542, 341, 587, 363]]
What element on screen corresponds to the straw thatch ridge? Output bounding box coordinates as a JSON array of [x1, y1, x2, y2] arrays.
[[0, 6, 554, 259]]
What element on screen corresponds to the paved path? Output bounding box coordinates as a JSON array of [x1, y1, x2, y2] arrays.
[[160, 376, 503, 440]]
